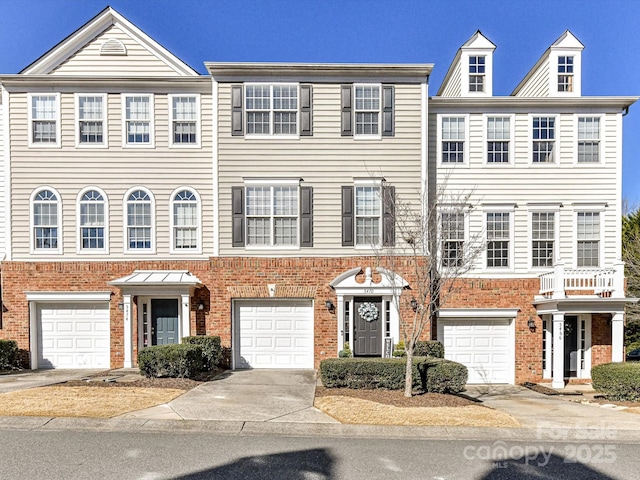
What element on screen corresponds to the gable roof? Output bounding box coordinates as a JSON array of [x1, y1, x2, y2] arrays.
[[511, 30, 583, 96], [436, 30, 496, 96], [20, 6, 198, 76]]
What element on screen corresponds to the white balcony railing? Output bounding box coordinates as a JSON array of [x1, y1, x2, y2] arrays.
[[539, 261, 625, 298]]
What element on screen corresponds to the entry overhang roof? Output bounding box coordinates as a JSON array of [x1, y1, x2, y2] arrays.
[[108, 270, 202, 288]]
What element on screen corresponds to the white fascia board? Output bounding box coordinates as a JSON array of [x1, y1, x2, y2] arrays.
[[439, 308, 520, 318]]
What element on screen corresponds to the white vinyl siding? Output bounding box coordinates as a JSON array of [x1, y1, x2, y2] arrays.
[[429, 106, 622, 276], [9, 88, 214, 260], [218, 82, 424, 257], [49, 25, 186, 77]]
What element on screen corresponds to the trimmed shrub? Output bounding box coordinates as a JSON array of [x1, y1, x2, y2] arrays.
[[424, 359, 467, 393], [392, 341, 406, 357], [138, 344, 203, 379], [183, 335, 222, 371], [626, 341, 640, 354], [592, 362, 640, 401], [414, 340, 445, 358], [319, 356, 467, 394], [0, 340, 19, 370]]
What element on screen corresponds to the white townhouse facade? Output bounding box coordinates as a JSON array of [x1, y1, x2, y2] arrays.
[[0, 9, 635, 386]]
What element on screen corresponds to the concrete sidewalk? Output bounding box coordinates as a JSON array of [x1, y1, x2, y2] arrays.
[[0, 369, 104, 394], [118, 368, 339, 424]]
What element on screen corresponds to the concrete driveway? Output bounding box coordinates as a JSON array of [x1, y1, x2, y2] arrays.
[[0, 369, 104, 394], [121, 369, 338, 423]]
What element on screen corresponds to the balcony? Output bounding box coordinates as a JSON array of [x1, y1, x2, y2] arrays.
[[539, 261, 625, 299]]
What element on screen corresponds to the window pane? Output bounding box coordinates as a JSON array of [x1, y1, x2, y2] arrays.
[[247, 217, 270, 245], [487, 212, 510, 268], [577, 212, 600, 267], [578, 117, 600, 163], [127, 191, 151, 249], [355, 186, 381, 245], [532, 212, 554, 267]]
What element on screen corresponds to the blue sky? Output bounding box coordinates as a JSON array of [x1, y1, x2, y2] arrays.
[[1, 0, 639, 206]]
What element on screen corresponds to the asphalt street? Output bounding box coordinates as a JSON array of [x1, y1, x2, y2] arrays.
[[0, 429, 638, 479]]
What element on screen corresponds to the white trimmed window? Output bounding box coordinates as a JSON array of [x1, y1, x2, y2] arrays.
[[558, 56, 574, 93], [123, 94, 153, 146], [469, 55, 485, 92], [246, 84, 298, 135], [577, 117, 600, 163], [29, 94, 60, 146], [355, 185, 381, 246], [487, 116, 510, 163], [170, 95, 199, 146], [441, 116, 466, 163], [31, 188, 61, 252], [76, 94, 106, 146], [125, 189, 154, 251], [354, 84, 381, 136], [486, 212, 510, 268], [577, 212, 600, 267], [171, 188, 200, 252], [441, 212, 465, 267], [246, 185, 299, 246], [531, 212, 555, 267], [78, 189, 107, 252], [532, 116, 555, 163]]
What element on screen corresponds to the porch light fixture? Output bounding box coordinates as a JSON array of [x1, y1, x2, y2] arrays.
[[197, 301, 205, 311], [117, 302, 124, 311], [325, 299, 335, 313], [410, 298, 418, 312], [528, 317, 536, 330]]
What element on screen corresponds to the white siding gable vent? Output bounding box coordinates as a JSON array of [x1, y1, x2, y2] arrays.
[[100, 39, 127, 56]]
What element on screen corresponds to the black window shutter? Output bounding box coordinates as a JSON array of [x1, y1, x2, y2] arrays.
[[300, 85, 313, 136], [341, 186, 354, 246], [231, 85, 243, 136], [382, 185, 395, 246], [341, 84, 353, 136], [382, 85, 394, 137], [232, 186, 245, 247], [300, 186, 313, 246]]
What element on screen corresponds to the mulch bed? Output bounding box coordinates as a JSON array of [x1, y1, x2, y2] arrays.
[[56, 369, 222, 391], [315, 386, 479, 408]]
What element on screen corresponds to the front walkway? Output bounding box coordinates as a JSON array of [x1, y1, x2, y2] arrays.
[[465, 384, 640, 434], [0, 369, 104, 394]]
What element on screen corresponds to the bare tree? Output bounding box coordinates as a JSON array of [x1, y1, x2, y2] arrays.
[[374, 183, 484, 397]]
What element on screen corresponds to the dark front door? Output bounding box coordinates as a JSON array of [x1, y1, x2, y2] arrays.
[[151, 299, 179, 345], [353, 296, 382, 356], [564, 316, 578, 378]]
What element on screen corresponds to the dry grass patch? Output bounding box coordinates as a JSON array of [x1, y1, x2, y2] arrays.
[[315, 395, 520, 427], [0, 386, 185, 418]]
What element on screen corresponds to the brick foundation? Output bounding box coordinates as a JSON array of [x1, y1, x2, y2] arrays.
[[0, 258, 618, 383]]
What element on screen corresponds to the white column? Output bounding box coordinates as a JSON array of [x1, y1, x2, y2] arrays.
[[123, 295, 132, 368], [29, 301, 38, 369], [552, 313, 565, 389], [337, 295, 345, 352], [611, 311, 625, 363], [181, 294, 191, 341]]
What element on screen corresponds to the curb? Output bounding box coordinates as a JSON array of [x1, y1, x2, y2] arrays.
[[1, 415, 639, 443]]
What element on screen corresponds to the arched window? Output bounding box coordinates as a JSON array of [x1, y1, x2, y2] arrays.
[[32, 188, 60, 252], [125, 189, 153, 251], [78, 188, 107, 252], [171, 188, 200, 252]]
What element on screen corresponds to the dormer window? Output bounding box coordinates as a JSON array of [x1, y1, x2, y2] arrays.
[[469, 56, 485, 92], [558, 56, 574, 92]]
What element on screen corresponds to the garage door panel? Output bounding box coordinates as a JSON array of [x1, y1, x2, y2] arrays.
[[441, 319, 512, 384], [236, 301, 314, 369], [38, 302, 110, 369]]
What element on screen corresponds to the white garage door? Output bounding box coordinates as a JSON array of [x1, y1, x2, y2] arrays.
[[38, 303, 110, 369], [439, 319, 512, 384], [235, 300, 314, 369]]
